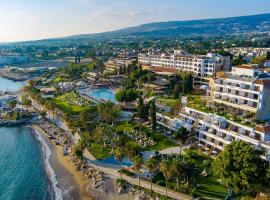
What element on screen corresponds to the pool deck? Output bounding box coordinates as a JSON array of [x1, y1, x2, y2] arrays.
[[80, 92, 103, 104]]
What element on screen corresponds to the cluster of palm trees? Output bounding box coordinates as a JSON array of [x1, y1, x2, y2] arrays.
[[23, 85, 58, 118], [114, 144, 197, 196], [97, 101, 121, 125]]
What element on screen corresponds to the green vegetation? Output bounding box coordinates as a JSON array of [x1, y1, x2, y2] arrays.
[[148, 148, 228, 198], [187, 94, 211, 113], [147, 130, 176, 151], [116, 87, 140, 103], [53, 92, 92, 115], [116, 121, 177, 151], [195, 176, 227, 199], [213, 141, 270, 194], [89, 143, 112, 159], [158, 97, 180, 108], [187, 94, 259, 127]]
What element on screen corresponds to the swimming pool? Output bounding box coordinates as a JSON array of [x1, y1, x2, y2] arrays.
[[88, 89, 116, 103], [97, 151, 155, 167]]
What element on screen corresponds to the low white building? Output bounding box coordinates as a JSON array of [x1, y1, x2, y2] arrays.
[[231, 65, 262, 77], [157, 108, 270, 161]]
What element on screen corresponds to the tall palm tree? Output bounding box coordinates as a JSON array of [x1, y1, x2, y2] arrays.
[[98, 101, 120, 124], [114, 147, 125, 179], [94, 124, 112, 147], [145, 157, 157, 191], [132, 155, 144, 187], [174, 127, 189, 156], [160, 159, 173, 197], [171, 157, 184, 188], [137, 97, 144, 132]]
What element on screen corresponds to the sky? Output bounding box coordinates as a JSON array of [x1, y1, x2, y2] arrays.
[[0, 0, 270, 42]]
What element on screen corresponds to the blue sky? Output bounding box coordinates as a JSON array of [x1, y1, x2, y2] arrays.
[[0, 0, 270, 42]]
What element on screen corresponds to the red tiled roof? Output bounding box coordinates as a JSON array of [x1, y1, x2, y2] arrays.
[[150, 66, 179, 74], [255, 79, 270, 85], [234, 65, 262, 69], [216, 71, 227, 78], [255, 125, 270, 134]]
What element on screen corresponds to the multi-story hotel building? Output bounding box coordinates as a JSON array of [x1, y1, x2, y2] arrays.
[[155, 64, 270, 160], [212, 65, 270, 121], [138, 51, 230, 85], [106, 52, 137, 71], [157, 107, 270, 160]]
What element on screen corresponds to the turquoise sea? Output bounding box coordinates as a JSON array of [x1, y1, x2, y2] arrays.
[[0, 127, 52, 200], [0, 78, 54, 200]]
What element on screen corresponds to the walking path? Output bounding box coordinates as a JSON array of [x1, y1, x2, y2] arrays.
[[85, 158, 192, 200]]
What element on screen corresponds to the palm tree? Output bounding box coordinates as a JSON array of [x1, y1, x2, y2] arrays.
[[124, 141, 141, 161], [171, 157, 184, 188], [183, 159, 195, 188], [160, 159, 173, 197], [174, 127, 189, 156], [137, 97, 144, 132], [145, 157, 157, 191], [114, 147, 125, 179], [98, 101, 120, 124], [132, 155, 144, 187], [94, 124, 112, 148]]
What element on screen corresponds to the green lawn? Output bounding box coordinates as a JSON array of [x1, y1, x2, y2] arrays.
[[53, 76, 63, 83], [187, 95, 212, 114], [89, 143, 112, 159], [146, 130, 177, 151], [116, 121, 137, 132], [158, 97, 181, 108], [195, 176, 228, 199], [116, 121, 177, 151], [53, 93, 92, 115]]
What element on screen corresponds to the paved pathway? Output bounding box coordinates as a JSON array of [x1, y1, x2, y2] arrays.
[[85, 158, 192, 200], [159, 145, 190, 155]]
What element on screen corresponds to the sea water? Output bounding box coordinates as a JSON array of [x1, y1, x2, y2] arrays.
[[0, 126, 52, 200], [0, 77, 25, 92]]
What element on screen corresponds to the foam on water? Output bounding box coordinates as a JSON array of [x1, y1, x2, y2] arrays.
[[33, 128, 64, 200]]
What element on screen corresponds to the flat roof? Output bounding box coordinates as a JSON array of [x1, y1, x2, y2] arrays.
[[234, 65, 262, 70]]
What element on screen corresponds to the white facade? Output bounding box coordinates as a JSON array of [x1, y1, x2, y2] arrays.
[[157, 108, 270, 160], [231, 65, 262, 77], [213, 78, 262, 113], [212, 68, 270, 121], [138, 52, 230, 84]]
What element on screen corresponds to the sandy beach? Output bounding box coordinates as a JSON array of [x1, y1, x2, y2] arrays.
[[32, 125, 93, 200], [32, 124, 137, 200]]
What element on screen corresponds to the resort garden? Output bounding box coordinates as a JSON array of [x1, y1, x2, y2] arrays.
[[21, 61, 270, 199]]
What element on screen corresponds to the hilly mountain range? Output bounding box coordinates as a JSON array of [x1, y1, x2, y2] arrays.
[[5, 13, 270, 46], [67, 13, 270, 40]]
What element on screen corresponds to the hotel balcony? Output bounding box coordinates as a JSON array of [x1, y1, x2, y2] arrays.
[[221, 95, 229, 101], [248, 101, 257, 108], [225, 135, 233, 142], [229, 97, 237, 104], [231, 89, 237, 95], [215, 79, 223, 85]]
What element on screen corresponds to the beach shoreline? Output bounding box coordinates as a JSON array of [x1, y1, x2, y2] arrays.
[[31, 124, 93, 200]]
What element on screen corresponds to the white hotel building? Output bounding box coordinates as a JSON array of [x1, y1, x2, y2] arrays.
[[213, 65, 270, 121], [156, 64, 270, 160], [157, 107, 270, 160], [138, 51, 230, 85]]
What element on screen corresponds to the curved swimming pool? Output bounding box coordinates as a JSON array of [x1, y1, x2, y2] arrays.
[[88, 89, 116, 103]]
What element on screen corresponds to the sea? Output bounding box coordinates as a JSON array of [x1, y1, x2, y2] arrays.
[[0, 77, 60, 200]]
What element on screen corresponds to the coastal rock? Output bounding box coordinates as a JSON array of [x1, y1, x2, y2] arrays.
[[135, 192, 147, 200]]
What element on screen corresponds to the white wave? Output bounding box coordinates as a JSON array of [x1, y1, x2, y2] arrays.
[[32, 128, 64, 200]]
